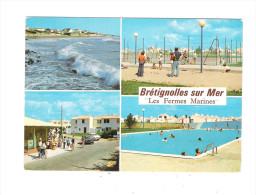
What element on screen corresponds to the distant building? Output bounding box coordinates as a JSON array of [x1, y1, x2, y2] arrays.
[[63, 28, 73, 33], [45, 28, 52, 33], [25, 25, 29, 30], [82, 30, 88, 33], [74, 29, 81, 33], [157, 114, 169, 123], [70, 115, 93, 133], [33, 28, 45, 32]]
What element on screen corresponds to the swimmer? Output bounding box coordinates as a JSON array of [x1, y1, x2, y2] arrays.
[[238, 131, 240, 134], [160, 132, 163, 135], [162, 137, 167, 142], [169, 134, 175, 138], [214, 125, 217, 130], [181, 152, 187, 156], [219, 129, 223, 132], [198, 137, 202, 141], [149, 133, 151, 135], [195, 148, 201, 156], [235, 126, 239, 130]]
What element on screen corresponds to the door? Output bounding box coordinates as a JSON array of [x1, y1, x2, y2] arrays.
[[84, 127, 87, 133]]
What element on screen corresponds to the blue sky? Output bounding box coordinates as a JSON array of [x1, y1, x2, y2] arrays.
[[122, 18, 243, 51], [26, 17, 120, 36], [25, 92, 120, 122], [121, 97, 241, 118]]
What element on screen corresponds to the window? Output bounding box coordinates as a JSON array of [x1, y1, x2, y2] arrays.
[[79, 128, 81, 131], [164, 116, 167, 119], [104, 119, 110, 123], [117, 119, 120, 123], [159, 116, 162, 118], [75, 120, 77, 124], [97, 120, 101, 124], [82, 119, 85, 123]]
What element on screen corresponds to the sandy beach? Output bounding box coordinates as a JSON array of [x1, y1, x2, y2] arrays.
[[122, 66, 242, 92], [121, 140, 241, 172]]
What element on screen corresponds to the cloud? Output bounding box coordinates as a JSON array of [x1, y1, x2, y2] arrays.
[[155, 35, 160, 40], [168, 20, 185, 31], [165, 33, 183, 43], [26, 100, 52, 115]]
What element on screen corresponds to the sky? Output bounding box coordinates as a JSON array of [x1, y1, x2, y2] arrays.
[[25, 91, 120, 122], [122, 18, 243, 51], [26, 17, 120, 36], [121, 96, 242, 119]]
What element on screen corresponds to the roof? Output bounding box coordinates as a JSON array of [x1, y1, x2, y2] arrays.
[[100, 114, 120, 119], [24, 117, 61, 127], [93, 117, 102, 120], [71, 115, 92, 120]]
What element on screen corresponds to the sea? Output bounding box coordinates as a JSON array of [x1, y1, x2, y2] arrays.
[[25, 36, 120, 90]]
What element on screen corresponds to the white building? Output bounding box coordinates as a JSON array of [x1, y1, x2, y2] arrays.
[[100, 114, 120, 131], [157, 114, 169, 123], [63, 28, 73, 33], [146, 117, 158, 123], [178, 116, 189, 123], [70, 115, 93, 134], [133, 115, 143, 122]]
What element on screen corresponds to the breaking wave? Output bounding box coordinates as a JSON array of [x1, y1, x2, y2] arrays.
[[58, 44, 119, 86]]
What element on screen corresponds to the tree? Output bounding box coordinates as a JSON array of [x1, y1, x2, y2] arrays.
[[124, 113, 137, 129], [174, 114, 178, 118], [185, 114, 188, 118], [195, 46, 201, 55]]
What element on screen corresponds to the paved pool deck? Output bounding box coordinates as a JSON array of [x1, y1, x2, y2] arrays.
[[121, 139, 241, 172]]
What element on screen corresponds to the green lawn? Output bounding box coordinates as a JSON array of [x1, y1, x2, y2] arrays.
[[228, 62, 242, 67], [121, 81, 187, 95], [122, 81, 241, 96], [121, 127, 178, 134]]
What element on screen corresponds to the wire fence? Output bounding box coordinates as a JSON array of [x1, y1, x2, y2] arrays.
[[122, 37, 242, 66]]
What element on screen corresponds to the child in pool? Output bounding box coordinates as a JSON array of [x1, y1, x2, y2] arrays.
[[162, 137, 167, 142], [195, 148, 201, 156]]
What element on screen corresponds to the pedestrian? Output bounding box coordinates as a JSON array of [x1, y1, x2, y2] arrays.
[[171, 47, 181, 77], [66, 137, 70, 149], [138, 51, 146, 77], [158, 53, 163, 70], [170, 52, 175, 70], [71, 137, 75, 151], [81, 136, 85, 148], [63, 137, 66, 149]]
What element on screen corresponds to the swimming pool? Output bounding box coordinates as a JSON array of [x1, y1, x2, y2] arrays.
[[121, 129, 241, 158]]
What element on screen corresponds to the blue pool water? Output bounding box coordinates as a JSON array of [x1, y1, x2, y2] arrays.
[[121, 130, 241, 156]]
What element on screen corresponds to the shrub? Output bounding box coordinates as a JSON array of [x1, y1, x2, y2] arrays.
[[100, 129, 117, 138]]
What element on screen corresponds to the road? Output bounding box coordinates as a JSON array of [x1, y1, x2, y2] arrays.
[[24, 139, 119, 171]]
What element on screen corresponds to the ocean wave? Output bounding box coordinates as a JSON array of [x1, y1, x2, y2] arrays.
[[57, 44, 119, 86], [102, 37, 120, 43]]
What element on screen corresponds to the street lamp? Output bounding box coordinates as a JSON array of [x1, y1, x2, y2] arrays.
[[198, 20, 206, 73], [134, 33, 138, 64], [142, 108, 145, 129]]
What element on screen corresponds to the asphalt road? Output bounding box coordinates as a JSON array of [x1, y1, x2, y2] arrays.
[[24, 139, 119, 171]]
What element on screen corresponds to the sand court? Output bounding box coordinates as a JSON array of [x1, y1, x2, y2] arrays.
[[122, 67, 242, 92]]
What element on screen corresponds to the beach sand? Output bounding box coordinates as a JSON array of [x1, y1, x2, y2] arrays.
[[122, 67, 242, 92], [121, 140, 241, 172]]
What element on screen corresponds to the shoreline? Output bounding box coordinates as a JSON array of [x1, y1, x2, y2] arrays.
[[25, 34, 114, 39]]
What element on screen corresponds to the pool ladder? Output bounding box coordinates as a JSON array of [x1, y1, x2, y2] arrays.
[[201, 143, 218, 156]]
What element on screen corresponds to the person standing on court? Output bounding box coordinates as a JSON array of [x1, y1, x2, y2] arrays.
[[171, 47, 181, 77], [138, 51, 146, 77]]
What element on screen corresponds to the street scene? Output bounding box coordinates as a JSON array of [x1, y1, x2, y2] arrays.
[[24, 91, 120, 171], [121, 19, 242, 95]]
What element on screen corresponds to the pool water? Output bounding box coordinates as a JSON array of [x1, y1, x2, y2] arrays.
[[121, 130, 241, 157]]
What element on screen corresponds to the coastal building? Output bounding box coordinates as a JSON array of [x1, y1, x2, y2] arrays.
[[132, 115, 143, 122], [74, 29, 81, 33], [100, 114, 120, 131], [93, 116, 102, 132], [157, 114, 169, 123], [82, 30, 88, 33], [63, 28, 73, 33], [33, 28, 45, 32], [70, 115, 93, 134], [45, 29, 51, 32], [166, 116, 179, 123], [178, 116, 189, 123], [24, 117, 61, 149], [146, 117, 158, 123]]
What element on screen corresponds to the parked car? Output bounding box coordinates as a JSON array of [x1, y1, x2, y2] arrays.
[[89, 133, 101, 141], [83, 135, 94, 144]]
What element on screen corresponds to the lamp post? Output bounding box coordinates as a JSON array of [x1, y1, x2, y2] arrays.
[[134, 33, 138, 64], [142, 108, 145, 129], [198, 20, 206, 73]]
